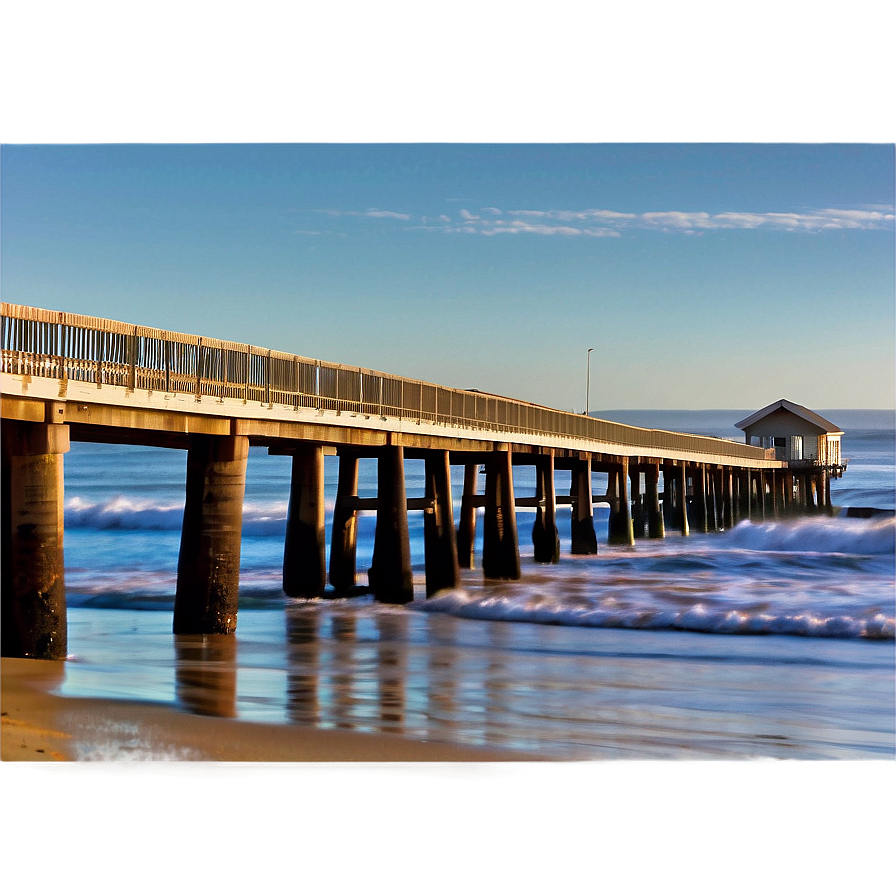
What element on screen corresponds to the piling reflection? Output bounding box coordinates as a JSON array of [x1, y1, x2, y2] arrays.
[[285, 604, 320, 725], [330, 611, 357, 729], [376, 613, 406, 733], [174, 633, 238, 718]]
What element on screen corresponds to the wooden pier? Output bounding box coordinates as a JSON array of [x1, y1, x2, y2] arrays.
[[1, 303, 836, 659]]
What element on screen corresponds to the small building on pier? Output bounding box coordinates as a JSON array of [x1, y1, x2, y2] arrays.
[[736, 399, 846, 476]]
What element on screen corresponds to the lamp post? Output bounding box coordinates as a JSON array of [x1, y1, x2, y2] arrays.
[[585, 348, 593, 416]]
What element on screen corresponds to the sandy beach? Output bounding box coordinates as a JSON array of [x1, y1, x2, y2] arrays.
[[1, 657, 534, 761]]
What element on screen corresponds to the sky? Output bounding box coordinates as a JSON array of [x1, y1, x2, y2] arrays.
[[2, 143, 894, 411]]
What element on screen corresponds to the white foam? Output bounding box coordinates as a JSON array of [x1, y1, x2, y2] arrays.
[[421, 588, 895, 639], [723, 517, 895, 556]]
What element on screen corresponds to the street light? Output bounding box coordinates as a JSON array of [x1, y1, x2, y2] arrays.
[[585, 348, 593, 416]]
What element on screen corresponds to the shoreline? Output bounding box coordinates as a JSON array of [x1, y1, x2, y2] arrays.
[[1, 657, 538, 762]]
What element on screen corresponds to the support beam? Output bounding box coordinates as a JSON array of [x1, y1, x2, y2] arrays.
[[456, 462, 479, 569], [532, 454, 560, 563], [423, 450, 461, 596], [569, 458, 597, 554], [369, 446, 414, 603], [329, 451, 360, 594], [645, 463, 665, 539], [174, 434, 249, 635], [1, 421, 70, 659], [283, 444, 327, 598], [482, 449, 521, 579]]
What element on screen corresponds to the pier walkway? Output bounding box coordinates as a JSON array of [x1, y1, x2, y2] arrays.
[[1, 303, 830, 659]]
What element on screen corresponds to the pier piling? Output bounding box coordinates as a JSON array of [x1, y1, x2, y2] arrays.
[[283, 444, 327, 599], [174, 434, 249, 635], [532, 453, 560, 563], [423, 450, 461, 596], [482, 448, 521, 579], [570, 459, 598, 554], [329, 451, 360, 594], [369, 446, 414, 603], [1, 421, 69, 659]]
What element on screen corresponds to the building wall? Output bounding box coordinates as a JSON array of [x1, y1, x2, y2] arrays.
[[742, 408, 838, 462]]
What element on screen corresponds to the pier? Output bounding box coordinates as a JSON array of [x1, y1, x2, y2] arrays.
[[1, 303, 839, 659]]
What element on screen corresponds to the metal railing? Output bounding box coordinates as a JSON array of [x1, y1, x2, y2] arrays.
[[1, 303, 772, 463]]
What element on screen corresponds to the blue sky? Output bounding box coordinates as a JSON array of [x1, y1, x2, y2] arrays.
[[2, 143, 893, 410]]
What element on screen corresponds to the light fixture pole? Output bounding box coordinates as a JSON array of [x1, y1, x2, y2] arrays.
[[585, 348, 593, 416]]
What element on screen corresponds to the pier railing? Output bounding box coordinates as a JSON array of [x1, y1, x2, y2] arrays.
[[1, 303, 771, 462]]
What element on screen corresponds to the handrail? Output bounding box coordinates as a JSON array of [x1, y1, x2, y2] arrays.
[[1, 302, 771, 462]]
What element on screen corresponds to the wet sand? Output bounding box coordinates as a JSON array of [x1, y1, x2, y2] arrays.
[[1, 657, 535, 761]]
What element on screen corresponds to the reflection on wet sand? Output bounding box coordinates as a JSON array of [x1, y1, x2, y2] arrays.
[[174, 634, 238, 718], [286, 605, 320, 725], [376, 613, 406, 734]]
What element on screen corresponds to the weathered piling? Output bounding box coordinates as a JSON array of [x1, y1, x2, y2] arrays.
[[482, 448, 521, 579], [329, 450, 360, 594], [1, 420, 69, 659], [532, 453, 560, 563], [423, 450, 461, 596], [283, 444, 327, 599], [174, 434, 249, 635], [607, 460, 635, 546], [569, 458, 597, 554], [691, 464, 709, 533], [631, 467, 645, 537], [456, 462, 479, 569], [645, 463, 665, 538], [369, 446, 414, 603], [678, 464, 690, 536]]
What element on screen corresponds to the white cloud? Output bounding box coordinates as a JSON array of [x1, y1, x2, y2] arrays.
[[364, 209, 412, 219], [312, 204, 894, 237]]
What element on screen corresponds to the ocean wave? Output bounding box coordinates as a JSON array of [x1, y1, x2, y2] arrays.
[[721, 517, 895, 556], [420, 588, 895, 640], [65, 496, 300, 536]]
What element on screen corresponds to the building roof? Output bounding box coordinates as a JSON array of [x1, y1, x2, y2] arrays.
[[735, 399, 844, 435]]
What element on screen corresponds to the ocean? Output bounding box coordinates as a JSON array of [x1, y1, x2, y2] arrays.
[[55, 409, 895, 759]]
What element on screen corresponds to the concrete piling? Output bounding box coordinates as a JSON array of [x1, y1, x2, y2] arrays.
[[482, 449, 521, 579], [174, 434, 249, 635], [569, 459, 597, 554], [1, 421, 70, 659], [645, 463, 665, 538], [456, 462, 479, 569], [369, 446, 414, 603], [283, 444, 327, 599], [329, 451, 360, 594], [607, 460, 635, 546], [423, 450, 461, 596], [532, 453, 560, 563]]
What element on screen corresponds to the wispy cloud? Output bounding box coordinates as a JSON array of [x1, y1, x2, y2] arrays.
[[307, 205, 894, 237], [312, 208, 412, 220]]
